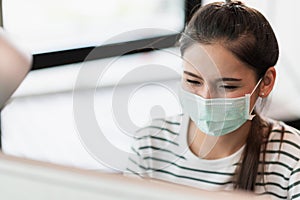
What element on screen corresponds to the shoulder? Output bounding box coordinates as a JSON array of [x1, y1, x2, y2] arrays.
[[265, 118, 300, 170], [256, 119, 300, 200], [268, 118, 300, 145]]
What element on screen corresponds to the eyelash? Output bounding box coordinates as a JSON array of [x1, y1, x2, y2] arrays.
[[186, 79, 202, 86], [186, 79, 239, 90], [220, 85, 239, 90]]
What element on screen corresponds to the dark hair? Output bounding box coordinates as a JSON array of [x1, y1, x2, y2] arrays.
[[180, 1, 279, 79], [180, 1, 280, 191]]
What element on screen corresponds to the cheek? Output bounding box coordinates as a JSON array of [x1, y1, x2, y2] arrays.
[[227, 90, 249, 98], [219, 87, 250, 98]]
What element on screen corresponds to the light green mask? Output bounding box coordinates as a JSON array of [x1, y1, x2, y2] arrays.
[[178, 79, 262, 136]]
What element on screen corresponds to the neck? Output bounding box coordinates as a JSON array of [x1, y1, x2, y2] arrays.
[[188, 120, 251, 159]]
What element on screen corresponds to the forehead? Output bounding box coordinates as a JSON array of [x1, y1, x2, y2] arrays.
[[182, 43, 256, 80]]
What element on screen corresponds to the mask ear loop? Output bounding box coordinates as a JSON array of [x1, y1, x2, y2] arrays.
[[246, 78, 263, 120]]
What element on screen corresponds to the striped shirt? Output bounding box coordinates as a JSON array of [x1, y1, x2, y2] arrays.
[[125, 113, 300, 200]]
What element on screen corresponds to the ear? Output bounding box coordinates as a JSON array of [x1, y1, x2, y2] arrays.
[[259, 67, 276, 98]]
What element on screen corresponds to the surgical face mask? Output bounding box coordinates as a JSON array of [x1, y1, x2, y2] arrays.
[[178, 79, 262, 136]]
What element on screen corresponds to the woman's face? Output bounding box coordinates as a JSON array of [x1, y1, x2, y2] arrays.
[[182, 43, 260, 100]]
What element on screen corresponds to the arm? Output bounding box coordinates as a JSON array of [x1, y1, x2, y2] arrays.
[[124, 136, 149, 179], [0, 28, 32, 108]]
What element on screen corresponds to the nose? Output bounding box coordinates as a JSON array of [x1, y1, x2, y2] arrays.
[[195, 87, 214, 99]]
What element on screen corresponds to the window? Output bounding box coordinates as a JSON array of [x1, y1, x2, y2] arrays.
[[2, 0, 185, 54]]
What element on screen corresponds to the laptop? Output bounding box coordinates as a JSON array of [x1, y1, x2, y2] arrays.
[[0, 153, 270, 200]]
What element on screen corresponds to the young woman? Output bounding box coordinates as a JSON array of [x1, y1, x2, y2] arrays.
[[126, 1, 300, 199]]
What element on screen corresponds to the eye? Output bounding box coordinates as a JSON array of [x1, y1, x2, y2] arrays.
[[186, 79, 203, 86], [219, 85, 239, 90]]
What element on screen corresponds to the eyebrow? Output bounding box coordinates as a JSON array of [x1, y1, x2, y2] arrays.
[[183, 71, 242, 82], [183, 71, 203, 80], [215, 78, 242, 82]]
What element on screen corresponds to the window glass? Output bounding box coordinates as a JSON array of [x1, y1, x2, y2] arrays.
[[3, 0, 185, 54]]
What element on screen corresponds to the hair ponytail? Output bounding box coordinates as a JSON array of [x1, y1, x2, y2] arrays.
[[234, 114, 271, 190]]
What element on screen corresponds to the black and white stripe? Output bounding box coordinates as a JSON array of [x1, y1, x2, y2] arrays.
[[126, 114, 300, 199]]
